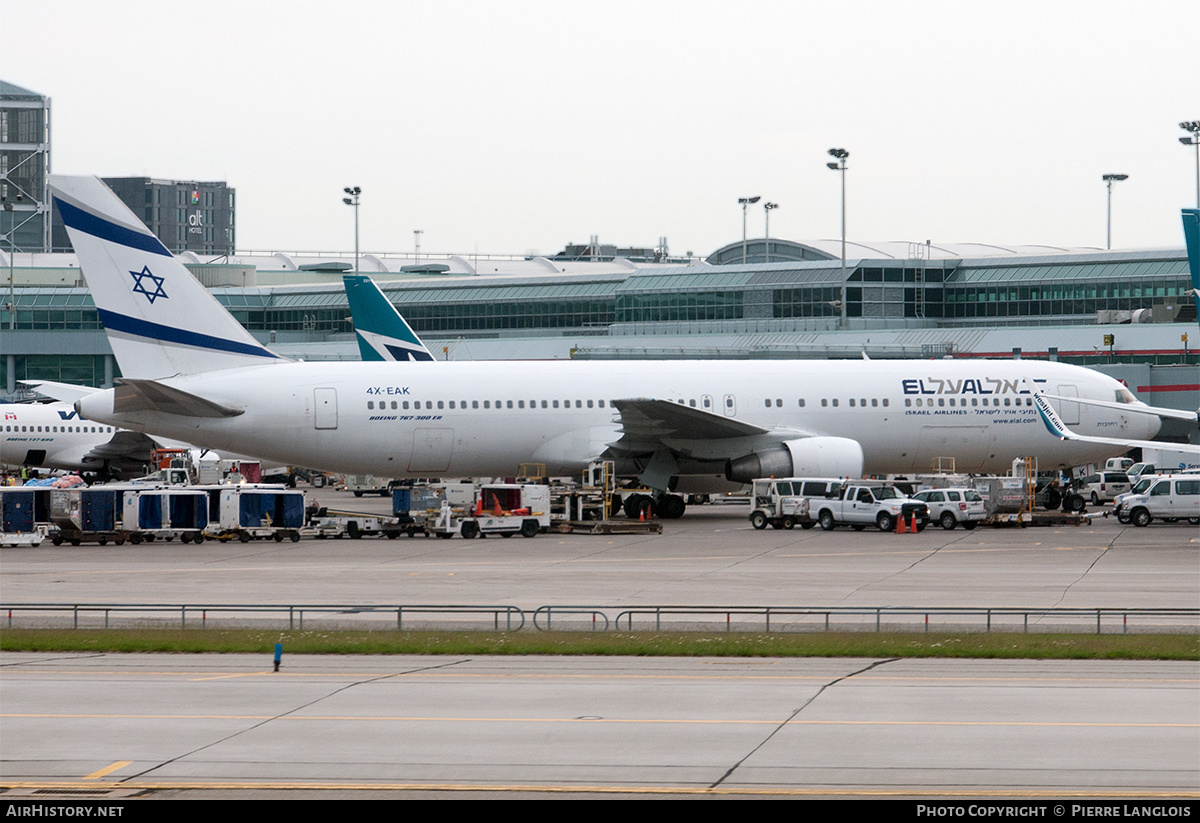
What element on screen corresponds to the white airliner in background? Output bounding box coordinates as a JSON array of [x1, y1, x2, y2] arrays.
[[49, 175, 1174, 516], [0, 400, 149, 478]]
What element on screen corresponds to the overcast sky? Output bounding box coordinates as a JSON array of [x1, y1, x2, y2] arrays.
[[4, 0, 1198, 258]]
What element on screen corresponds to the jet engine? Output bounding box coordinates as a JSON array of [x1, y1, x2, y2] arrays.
[[725, 436, 864, 483]]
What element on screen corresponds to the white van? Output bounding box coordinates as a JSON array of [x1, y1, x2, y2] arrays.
[[1118, 475, 1200, 526]]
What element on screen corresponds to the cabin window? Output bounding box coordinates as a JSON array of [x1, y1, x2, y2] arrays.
[[506, 400, 513, 409], [599, 400, 605, 408], [518, 400, 525, 408], [367, 401, 374, 410], [552, 400, 559, 408], [832, 399, 839, 407], [849, 399, 856, 407], [871, 399, 878, 407], [938, 398, 945, 407], [821, 399, 828, 407], [798, 399, 806, 407], [576, 400, 582, 408], [882, 398, 889, 407], [588, 400, 594, 408]]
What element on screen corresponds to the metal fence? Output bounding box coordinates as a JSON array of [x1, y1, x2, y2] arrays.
[[4, 602, 1197, 635]]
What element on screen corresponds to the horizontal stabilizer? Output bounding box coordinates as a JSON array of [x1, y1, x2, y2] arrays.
[[20, 380, 101, 403], [113, 379, 244, 418]]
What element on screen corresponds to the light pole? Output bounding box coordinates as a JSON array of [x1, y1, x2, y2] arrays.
[[3, 193, 21, 331], [763, 202, 778, 263], [738, 196, 760, 263], [1181, 121, 1200, 208], [826, 148, 849, 322], [342, 186, 361, 275], [1102, 174, 1128, 250], [414, 229, 423, 265]]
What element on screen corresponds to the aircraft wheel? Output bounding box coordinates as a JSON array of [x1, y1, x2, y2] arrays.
[[1044, 488, 1062, 510], [520, 519, 539, 538], [1068, 494, 1086, 513], [818, 511, 835, 531], [876, 512, 894, 532], [1131, 508, 1151, 527], [749, 511, 768, 530], [940, 512, 957, 530]]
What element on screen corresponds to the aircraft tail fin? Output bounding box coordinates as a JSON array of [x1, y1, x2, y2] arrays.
[[343, 274, 436, 361], [1183, 208, 1200, 327], [49, 175, 284, 379]]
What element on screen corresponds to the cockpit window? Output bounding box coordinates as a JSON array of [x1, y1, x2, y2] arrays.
[[1115, 388, 1136, 404]]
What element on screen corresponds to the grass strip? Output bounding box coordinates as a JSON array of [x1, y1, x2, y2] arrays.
[[1, 628, 1196, 659]]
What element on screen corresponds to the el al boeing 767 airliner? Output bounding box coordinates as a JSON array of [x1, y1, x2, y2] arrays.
[[50, 175, 1170, 514]]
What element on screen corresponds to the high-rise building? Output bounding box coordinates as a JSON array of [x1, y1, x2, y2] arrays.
[[52, 177, 236, 256]]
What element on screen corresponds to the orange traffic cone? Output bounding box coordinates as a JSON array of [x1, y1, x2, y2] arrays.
[[895, 513, 906, 534], [910, 514, 918, 533], [639, 506, 646, 522]]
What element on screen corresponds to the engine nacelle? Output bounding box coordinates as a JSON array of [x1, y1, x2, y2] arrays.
[[725, 437, 864, 484]]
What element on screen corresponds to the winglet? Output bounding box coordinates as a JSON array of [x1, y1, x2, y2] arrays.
[[343, 274, 436, 361], [1032, 390, 1071, 441]]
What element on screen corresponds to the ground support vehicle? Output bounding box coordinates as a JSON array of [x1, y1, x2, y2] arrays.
[[747, 477, 827, 530], [812, 483, 929, 532], [302, 511, 408, 539], [47, 486, 129, 546], [342, 474, 394, 498], [204, 486, 305, 543], [1116, 475, 1200, 527], [1076, 471, 1132, 507], [1, 488, 54, 546], [122, 487, 210, 544], [913, 488, 986, 530], [417, 483, 551, 539]]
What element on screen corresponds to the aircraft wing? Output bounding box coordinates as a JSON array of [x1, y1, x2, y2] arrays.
[[1037, 392, 1199, 425], [611, 398, 772, 449], [84, 430, 158, 463], [1034, 392, 1200, 454]]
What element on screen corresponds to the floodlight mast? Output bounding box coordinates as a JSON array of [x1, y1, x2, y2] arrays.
[[1181, 122, 1200, 208], [763, 202, 778, 263], [342, 186, 361, 275], [738, 196, 761, 263], [1102, 173, 1128, 250], [827, 148, 849, 323]]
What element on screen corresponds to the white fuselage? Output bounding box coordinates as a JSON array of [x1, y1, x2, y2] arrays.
[[0, 403, 121, 473], [75, 358, 1158, 481]]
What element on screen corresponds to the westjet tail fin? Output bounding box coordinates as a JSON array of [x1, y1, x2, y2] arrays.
[[343, 274, 436, 361], [1183, 208, 1200, 325], [49, 176, 285, 379]]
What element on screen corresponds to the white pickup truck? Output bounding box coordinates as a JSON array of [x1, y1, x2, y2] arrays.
[[811, 483, 930, 532]]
